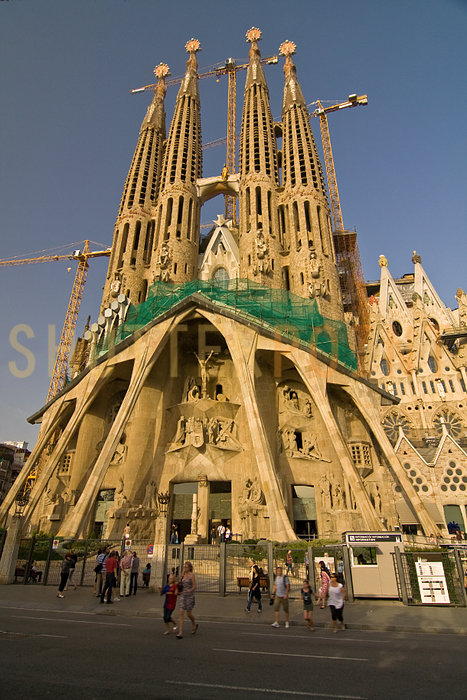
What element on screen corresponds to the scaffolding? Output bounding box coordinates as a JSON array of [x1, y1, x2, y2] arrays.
[[333, 231, 370, 373], [93, 279, 357, 371]]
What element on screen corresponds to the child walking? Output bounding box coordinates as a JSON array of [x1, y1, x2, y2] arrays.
[[160, 573, 178, 635], [301, 579, 315, 631]]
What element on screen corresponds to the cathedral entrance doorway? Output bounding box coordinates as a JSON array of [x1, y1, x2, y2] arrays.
[[292, 485, 317, 540], [171, 482, 198, 543], [171, 480, 232, 543], [93, 489, 115, 539], [209, 481, 231, 541]]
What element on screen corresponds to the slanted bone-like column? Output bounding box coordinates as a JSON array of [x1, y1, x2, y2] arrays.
[[199, 309, 296, 541]]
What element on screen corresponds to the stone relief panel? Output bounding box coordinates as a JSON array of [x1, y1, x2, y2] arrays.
[[168, 414, 242, 452], [238, 476, 268, 539]]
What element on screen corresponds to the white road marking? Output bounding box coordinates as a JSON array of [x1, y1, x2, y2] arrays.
[[0, 605, 95, 616], [212, 647, 368, 662], [10, 615, 131, 627], [241, 632, 388, 643], [0, 629, 67, 639], [166, 680, 366, 699]]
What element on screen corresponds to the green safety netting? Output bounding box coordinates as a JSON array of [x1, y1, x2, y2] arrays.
[[94, 279, 357, 371]]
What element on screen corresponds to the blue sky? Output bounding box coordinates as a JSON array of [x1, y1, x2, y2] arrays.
[[1, 0, 466, 444]]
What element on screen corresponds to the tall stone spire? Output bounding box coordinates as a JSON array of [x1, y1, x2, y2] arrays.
[[101, 62, 169, 309], [278, 41, 343, 321], [238, 27, 282, 287], [154, 39, 202, 284]]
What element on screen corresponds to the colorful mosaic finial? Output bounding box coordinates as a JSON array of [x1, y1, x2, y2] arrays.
[[246, 27, 262, 43], [279, 40, 296, 57], [185, 38, 201, 54], [379, 254, 388, 267], [154, 63, 170, 80]]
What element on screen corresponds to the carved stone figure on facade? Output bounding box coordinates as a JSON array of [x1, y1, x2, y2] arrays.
[[185, 416, 205, 447], [143, 480, 156, 509], [157, 243, 170, 269], [281, 385, 301, 413], [456, 288, 467, 326], [308, 278, 328, 299], [216, 418, 242, 450], [110, 276, 121, 296], [333, 483, 343, 510], [319, 474, 332, 510], [173, 416, 186, 445], [372, 483, 382, 513], [194, 350, 214, 398], [255, 229, 267, 259], [207, 417, 219, 444], [110, 434, 127, 465], [300, 433, 326, 461], [303, 399, 313, 418], [281, 427, 298, 454], [309, 249, 321, 278]]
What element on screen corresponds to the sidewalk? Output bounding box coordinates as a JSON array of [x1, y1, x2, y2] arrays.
[[1, 584, 466, 635]]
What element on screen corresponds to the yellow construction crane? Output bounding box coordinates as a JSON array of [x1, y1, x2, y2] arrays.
[[310, 94, 368, 232], [310, 94, 369, 371], [131, 55, 279, 225], [0, 240, 111, 401]]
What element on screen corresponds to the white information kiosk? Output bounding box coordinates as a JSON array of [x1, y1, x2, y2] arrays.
[[345, 532, 404, 598]]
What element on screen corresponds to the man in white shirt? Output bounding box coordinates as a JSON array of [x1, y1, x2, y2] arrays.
[[271, 566, 290, 628], [217, 523, 225, 543]]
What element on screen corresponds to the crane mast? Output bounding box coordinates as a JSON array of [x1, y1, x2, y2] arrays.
[[311, 94, 369, 372]]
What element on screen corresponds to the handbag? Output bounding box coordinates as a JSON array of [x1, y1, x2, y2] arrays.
[[94, 564, 101, 573]]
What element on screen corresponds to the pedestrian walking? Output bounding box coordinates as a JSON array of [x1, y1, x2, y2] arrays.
[[225, 522, 231, 542], [217, 523, 225, 543], [129, 551, 140, 595], [176, 561, 198, 638], [286, 549, 294, 576], [56, 554, 72, 598], [301, 579, 315, 630], [94, 548, 107, 597], [64, 549, 78, 590], [245, 559, 263, 613], [160, 573, 178, 635], [327, 572, 347, 632], [210, 525, 216, 544], [270, 566, 290, 628], [305, 552, 310, 580], [119, 550, 133, 597], [100, 550, 119, 604], [142, 563, 151, 587], [318, 560, 331, 608]]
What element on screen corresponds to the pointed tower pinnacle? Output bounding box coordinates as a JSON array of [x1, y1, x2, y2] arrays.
[[278, 41, 343, 321], [154, 39, 202, 284], [101, 61, 169, 310], [238, 27, 282, 287]]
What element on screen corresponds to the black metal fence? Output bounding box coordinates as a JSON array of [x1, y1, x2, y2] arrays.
[[393, 549, 467, 606]]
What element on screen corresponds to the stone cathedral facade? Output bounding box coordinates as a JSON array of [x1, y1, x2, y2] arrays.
[[2, 29, 466, 544]]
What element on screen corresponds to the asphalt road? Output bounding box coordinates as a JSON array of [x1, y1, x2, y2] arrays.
[[0, 604, 464, 699]]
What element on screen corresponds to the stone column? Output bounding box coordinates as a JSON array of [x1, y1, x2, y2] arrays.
[[60, 317, 176, 538], [0, 515, 24, 584], [201, 311, 296, 541], [197, 476, 210, 543], [290, 347, 383, 531]]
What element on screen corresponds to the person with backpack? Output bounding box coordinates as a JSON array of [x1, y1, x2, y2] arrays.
[[271, 566, 290, 628], [245, 559, 263, 613]]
